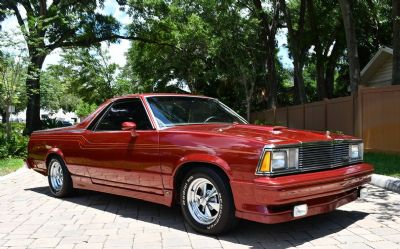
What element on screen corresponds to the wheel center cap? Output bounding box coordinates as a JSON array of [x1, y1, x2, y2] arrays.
[[200, 198, 207, 206]]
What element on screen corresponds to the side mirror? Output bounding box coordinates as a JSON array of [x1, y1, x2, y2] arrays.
[[121, 122, 138, 137]]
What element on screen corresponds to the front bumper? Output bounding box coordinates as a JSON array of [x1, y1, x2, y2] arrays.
[[231, 163, 373, 224]]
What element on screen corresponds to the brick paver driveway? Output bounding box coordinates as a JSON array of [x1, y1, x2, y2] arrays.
[[1, 168, 400, 249]]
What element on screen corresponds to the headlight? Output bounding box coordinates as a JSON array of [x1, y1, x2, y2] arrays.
[[271, 151, 286, 170], [257, 148, 298, 174], [349, 143, 363, 161]]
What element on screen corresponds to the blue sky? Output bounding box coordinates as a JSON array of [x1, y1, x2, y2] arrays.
[[1, 0, 292, 69]]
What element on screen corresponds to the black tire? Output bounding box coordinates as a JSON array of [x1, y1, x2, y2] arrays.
[[47, 157, 73, 197], [180, 168, 237, 234]]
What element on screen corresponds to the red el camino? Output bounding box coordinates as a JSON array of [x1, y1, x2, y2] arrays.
[[27, 94, 373, 234]]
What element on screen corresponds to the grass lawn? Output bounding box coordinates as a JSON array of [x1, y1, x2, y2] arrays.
[[0, 158, 24, 176], [364, 152, 400, 178]]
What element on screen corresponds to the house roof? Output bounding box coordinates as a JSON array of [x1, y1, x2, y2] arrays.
[[360, 46, 393, 84]]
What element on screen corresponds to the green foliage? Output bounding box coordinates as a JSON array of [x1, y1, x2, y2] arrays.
[[1, 0, 395, 121], [40, 70, 81, 112], [1, 1, 122, 55], [126, 0, 288, 115], [253, 119, 284, 126], [40, 118, 73, 129], [43, 46, 138, 106], [0, 52, 27, 114], [41, 118, 60, 129], [365, 152, 400, 177], [0, 123, 28, 159], [75, 102, 98, 118], [58, 47, 118, 104], [1, 0, 127, 134]]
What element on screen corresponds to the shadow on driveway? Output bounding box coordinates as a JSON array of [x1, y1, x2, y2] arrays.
[[26, 186, 369, 248]]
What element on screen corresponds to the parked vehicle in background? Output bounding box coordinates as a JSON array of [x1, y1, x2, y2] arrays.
[[41, 118, 73, 129], [26, 94, 373, 234]]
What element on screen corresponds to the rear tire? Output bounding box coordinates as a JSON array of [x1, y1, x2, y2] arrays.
[[180, 168, 237, 234], [47, 157, 73, 197]]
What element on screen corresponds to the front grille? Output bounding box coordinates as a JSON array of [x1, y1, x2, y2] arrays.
[[299, 141, 361, 171]]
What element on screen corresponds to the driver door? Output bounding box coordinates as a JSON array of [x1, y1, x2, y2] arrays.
[[81, 98, 163, 195]]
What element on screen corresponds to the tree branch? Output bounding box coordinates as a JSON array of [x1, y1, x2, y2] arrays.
[[9, 4, 29, 40], [19, 0, 35, 16], [39, 0, 47, 16], [46, 34, 178, 51]]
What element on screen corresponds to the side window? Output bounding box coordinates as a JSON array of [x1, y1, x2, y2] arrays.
[[95, 99, 153, 131]]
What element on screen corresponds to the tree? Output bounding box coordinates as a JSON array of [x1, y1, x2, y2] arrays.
[[279, 0, 307, 104], [0, 30, 27, 139], [306, 0, 346, 99], [43, 46, 139, 108], [126, 0, 281, 119], [393, 0, 400, 84], [40, 69, 80, 112], [0, 53, 26, 140], [59, 47, 118, 104], [251, 0, 282, 109], [0, 0, 170, 134], [338, 0, 360, 94]]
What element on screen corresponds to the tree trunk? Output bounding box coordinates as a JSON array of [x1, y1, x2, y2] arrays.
[[293, 61, 307, 104], [339, 0, 360, 93], [5, 104, 11, 141], [253, 0, 280, 110], [325, 40, 343, 98], [325, 62, 336, 98], [25, 55, 46, 135], [280, 0, 307, 104], [266, 49, 278, 109], [393, 0, 400, 85], [1, 111, 6, 124], [307, 0, 328, 100], [241, 77, 254, 122], [246, 98, 251, 122], [316, 53, 327, 100]]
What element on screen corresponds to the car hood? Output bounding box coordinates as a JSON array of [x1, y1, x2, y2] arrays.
[[163, 123, 359, 146]]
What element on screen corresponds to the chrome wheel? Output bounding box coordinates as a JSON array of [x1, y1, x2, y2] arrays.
[[49, 161, 63, 192], [187, 178, 221, 225]]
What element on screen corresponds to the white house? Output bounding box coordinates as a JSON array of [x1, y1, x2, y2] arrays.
[[360, 46, 393, 87]]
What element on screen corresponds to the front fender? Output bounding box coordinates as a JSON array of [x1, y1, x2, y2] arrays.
[[174, 153, 232, 178]]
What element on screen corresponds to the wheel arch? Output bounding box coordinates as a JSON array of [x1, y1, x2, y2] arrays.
[[173, 154, 233, 203], [45, 148, 66, 170]]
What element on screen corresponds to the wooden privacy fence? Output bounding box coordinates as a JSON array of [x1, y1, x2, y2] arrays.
[[250, 85, 400, 153]]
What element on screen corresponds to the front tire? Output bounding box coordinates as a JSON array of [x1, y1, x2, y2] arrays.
[[180, 168, 237, 234], [47, 157, 73, 197]]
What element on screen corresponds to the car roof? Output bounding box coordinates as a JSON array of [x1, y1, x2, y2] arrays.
[[77, 93, 216, 129], [110, 93, 214, 101]]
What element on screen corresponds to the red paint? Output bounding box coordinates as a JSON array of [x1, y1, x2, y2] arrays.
[[27, 94, 373, 224]]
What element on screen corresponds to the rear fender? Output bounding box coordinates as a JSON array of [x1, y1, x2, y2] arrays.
[[45, 148, 66, 169]]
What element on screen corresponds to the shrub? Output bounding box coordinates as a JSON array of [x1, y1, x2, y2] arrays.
[[0, 123, 28, 159], [253, 119, 284, 126]]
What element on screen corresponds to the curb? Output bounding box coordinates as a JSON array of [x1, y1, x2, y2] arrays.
[[370, 174, 400, 194]]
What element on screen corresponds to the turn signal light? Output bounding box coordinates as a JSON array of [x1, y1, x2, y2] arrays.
[[259, 151, 271, 173]]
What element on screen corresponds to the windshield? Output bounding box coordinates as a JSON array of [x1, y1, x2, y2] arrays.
[[146, 96, 247, 128]]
